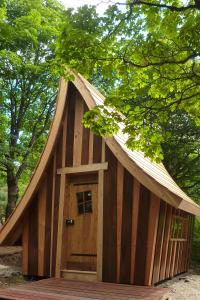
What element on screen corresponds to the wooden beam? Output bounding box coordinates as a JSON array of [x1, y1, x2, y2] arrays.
[[116, 162, 124, 283], [88, 132, 94, 164], [22, 214, 29, 275], [159, 206, 172, 281], [55, 107, 68, 278], [144, 194, 160, 286], [73, 94, 84, 166], [38, 179, 47, 276], [130, 179, 140, 284], [97, 140, 106, 281], [50, 153, 57, 276], [57, 162, 108, 175]]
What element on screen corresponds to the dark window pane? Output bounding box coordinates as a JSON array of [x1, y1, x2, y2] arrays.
[[76, 192, 83, 203], [78, 203, 84, 214], [85, 201, 92, 213], [76, 190, 92, 214]]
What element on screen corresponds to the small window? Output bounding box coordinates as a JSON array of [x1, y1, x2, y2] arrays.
[[76, 191, 92, 214], [171, 216, 188, 240]]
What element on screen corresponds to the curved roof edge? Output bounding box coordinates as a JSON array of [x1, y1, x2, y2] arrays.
[[0, 79, 68, 244], [0, 72, 199, 244]]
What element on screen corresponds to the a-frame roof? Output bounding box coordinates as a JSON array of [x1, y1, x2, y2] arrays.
[[0, 72, 199, 244]]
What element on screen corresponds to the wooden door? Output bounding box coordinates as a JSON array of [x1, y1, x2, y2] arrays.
[[65, 183, 98, 271]]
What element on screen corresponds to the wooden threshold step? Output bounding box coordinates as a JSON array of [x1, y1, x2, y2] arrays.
[[61, 269, 97, 282]]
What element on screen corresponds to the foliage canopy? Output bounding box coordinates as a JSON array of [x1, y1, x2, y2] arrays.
[[58, 0, 200, 161], [0, 0, 64, 217]]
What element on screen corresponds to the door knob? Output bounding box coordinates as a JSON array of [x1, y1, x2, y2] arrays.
[[66, 218, 74, 225]]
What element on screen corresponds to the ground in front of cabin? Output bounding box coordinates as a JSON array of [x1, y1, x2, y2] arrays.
[[0, 247, 200, 299], [159, 269, 200, 299]]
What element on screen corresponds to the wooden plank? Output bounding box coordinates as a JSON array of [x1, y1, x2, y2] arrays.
[[116, 162, 124, 283], [38, 177, 47, 276], [0, 79, 68, 245], [177, 241, 184, 274], [120, 170, 133, 284], [102, 145, 117, 282], [73, 93, 84, 166], [186, 215, 194, 270], [88, 132, 94, 164], [57, 163, 108, 174], [44, 160, 53, 276], [145, 194, 160, 286], [169, 241, 177, 278], [61, 270, 97, 282], [51, 133, 63, 276], [159, 206, 173, 281], [22, 214, 29, 275], [66, 83, 76, 167], [152, 201, 167, 284], [97, 140, 106, 281], [0, 278, 171, 300], [134, 185, 150, 285], [28, 197, 39, 276], [50, 153, 57, 276], [55, 176, 65, 277], [165, 208, 175, 279], [97, 169, 104, 281], [81, 103, 90, 165], [183, 215, 191, 272], [56, 106, 68, 278], [170, 238, 187, 242], [93, 135, 102, 163], [130, 178, 140, 285], [174, 241, 181, 275], [168, 210, 178, 278]]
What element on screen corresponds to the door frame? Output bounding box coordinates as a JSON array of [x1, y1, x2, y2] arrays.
[[55, 159, 107, 281]]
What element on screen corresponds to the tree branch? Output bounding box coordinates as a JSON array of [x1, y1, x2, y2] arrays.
[[122, 52, 200, 68], [116, 0, 197, 11]]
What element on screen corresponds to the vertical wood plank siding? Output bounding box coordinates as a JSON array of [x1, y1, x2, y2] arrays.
[[134, 185, 150, 285], [81, 103, 90, 165], [20, 84, 194, 284], [66, 83, 76, 167], [44, 162, 53, 276], [51, 131, 63, 276], [120, 170, 133, 283], [102, 145, 117, 282], [93, 135, 102, 163], [28, 196, 39, 276], [152, 202, 167, 284], [116, 162, 124, 283]]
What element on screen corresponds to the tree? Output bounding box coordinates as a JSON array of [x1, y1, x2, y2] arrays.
[[58, 1, 200, 161], [0, 0, 64, 218], [162, 110, 200, 202]]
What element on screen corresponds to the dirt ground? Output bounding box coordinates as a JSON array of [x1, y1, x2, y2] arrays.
[[0, 246, 28, 289], [158, 269, 200, 299]]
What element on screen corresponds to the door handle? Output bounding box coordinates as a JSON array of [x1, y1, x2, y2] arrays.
[[66, 218, 74, 225]]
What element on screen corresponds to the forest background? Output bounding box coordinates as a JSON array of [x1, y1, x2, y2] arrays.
[[0, 0, 200, 262]]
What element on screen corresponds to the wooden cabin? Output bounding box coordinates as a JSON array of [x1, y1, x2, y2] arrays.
[[0, 73, 200, 287]]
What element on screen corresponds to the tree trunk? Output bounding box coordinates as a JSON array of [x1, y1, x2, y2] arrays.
[[6, 169, 18, 220]]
